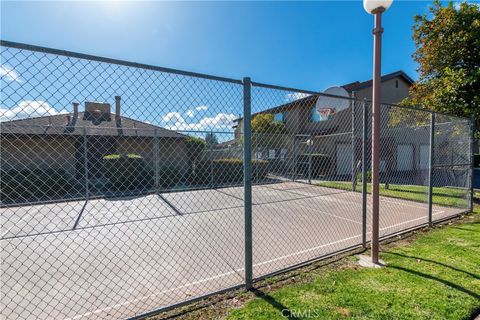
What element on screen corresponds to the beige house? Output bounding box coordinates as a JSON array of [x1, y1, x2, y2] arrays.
[[1, 97, 189, 186]]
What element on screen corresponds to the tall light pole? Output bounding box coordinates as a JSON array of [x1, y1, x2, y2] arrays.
[[364, 0, 393, 265]]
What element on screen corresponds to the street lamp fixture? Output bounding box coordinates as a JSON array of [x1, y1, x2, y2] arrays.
[[363, 0, 392, 265]]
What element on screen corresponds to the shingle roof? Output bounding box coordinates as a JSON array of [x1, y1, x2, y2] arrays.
[[342, 70, 414, 92], [0, 112, 185, 138]]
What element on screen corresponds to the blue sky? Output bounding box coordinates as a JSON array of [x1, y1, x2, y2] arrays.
[[0, 1, 450, 135], [1, 1, 435, 88]]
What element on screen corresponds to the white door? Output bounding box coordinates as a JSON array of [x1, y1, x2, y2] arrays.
[[396, 145, 414, 171], [336, 144, 353, 175], [420, 145, 429, 170]]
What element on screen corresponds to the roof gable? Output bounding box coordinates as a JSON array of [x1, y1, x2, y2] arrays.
[[342, 70, 414, 92]]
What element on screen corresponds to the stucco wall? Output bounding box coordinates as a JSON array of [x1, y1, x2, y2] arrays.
[[1, 136, 78, 174], [353, 77, 411, 104]]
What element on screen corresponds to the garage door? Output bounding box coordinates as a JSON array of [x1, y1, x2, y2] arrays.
[[336, 144, 352, 175], [419, 145, 429, 170], [396, 145, 414, 171]]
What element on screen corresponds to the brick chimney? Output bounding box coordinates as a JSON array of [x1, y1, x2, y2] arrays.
[[72, 102, 79, 117], [115, 96, 121, 121], [66, 115, 72, 126]]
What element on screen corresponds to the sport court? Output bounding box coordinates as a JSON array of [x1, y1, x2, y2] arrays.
[[1, 181, 464, 319]]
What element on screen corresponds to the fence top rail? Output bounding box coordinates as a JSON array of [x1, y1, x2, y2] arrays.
[[0, 40, 243, 85], [1, 40, 472, 122]]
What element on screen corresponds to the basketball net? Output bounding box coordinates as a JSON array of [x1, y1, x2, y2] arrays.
[[317, 107, 335, 119]]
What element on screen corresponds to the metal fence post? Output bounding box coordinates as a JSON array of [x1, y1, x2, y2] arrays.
[[83, 127, 89, 199], [361, 100, 368, 247], [351, 95, 356, 191], [428, 113, 435, 227], [209, 132, 214, 188], [470, 118, 475, 212], [308, 136, 312, 184], [153, 128, 159, 192], [292, 135, 297, 182], [243, 77, 253, 290]]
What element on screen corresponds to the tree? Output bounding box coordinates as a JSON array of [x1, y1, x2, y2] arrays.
[[185, 136, 206, 163], [251, 113, 286, 134], [205, 132, 219, 146], [402, 1, 480, 135], [250, 113, 287, 155]]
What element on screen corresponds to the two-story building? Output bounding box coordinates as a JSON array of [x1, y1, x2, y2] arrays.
[[231, 70, 469, 185]]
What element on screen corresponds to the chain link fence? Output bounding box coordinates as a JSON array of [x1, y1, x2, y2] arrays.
[[0, 41, 474, 319]]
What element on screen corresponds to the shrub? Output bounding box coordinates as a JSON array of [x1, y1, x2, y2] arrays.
[[193, 158, 270, 185], [296, 154, 332, 177], [357, 170, 372, 183], [474, 154, 480, 168], [158, 166, 181, 189], [1, 168, 72, 203], [212, 158, 244, 183], [253, 160, 269, 180], [103, 154, 153, 191]]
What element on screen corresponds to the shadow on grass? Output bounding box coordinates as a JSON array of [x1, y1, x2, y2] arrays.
[[451, 226, 478, 232], [389, 265, 480, 300], [468, 306, 480, 320], [385, 252, 479, 280], [250, 288, 300, 320]]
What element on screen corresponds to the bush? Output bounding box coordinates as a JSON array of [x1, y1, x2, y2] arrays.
[[103, 154, 153, 191], [296, 154, 332, 177], [357, 170, 372, 183], [212, 158, 244, 183], [158, 166, 181, 189], [253, 160, 269, 180], [474, 154, 480, 168], [1, 168, 72, 203], [193, 158, 269, 185]]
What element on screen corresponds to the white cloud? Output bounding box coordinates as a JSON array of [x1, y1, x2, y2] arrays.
[[285, 92, 311, 102], [0, 65, 21, 82], [195, 105, 208, 111], [0, 101, 67, 122], [162, 111, 236, 131], [184, 105, 208, 118]]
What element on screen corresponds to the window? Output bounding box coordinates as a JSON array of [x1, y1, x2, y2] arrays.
[[268, 149, 276, 159], [274, 112, 284, 123], [395, 80, 399, 88]]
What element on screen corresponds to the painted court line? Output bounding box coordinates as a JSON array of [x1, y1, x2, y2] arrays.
[[379, 210, 445, 231], [67, 234, 363, 320]]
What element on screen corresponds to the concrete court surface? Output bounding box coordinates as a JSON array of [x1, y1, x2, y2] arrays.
[[0, 182, 465, 319]]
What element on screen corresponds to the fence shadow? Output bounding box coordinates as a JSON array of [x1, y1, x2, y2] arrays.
[[385, 252, 479, 280], [388, 264, 480, 300], [250, 288, 300, 320]]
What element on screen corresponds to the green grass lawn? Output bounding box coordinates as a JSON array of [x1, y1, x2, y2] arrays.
[[317, 181, 469, 208], [227, 212, 480, 320]]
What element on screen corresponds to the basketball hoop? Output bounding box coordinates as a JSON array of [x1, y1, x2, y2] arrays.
[[317, 107, 335, 120], [315, 86, 350, 122]]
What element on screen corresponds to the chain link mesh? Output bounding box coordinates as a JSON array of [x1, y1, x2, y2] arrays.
[[1, 42, 474, 319]]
